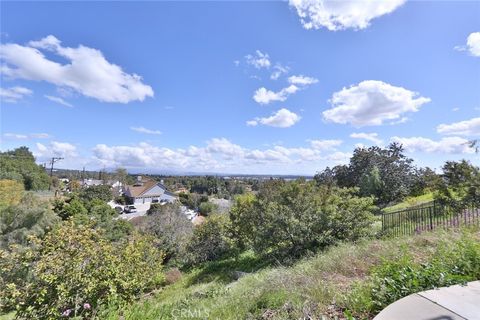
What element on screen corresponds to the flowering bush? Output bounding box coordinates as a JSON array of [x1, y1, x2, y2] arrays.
[[0, 221, 164, 319]]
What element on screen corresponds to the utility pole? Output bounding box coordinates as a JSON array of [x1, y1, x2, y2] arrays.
[[48, 157, 64, 190]]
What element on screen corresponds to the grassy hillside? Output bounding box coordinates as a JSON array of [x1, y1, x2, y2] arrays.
[[382, 192, 434, 213], [99, 228, 480, 320]]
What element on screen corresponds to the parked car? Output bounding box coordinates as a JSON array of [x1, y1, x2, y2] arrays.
[[124, 205, 137, 214], [114, 206, 123, 214]]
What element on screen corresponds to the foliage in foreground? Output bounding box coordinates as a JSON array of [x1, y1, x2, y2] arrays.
[[0, 221, 165, 319], [98, 229, 480, 320], [347, 231, 480, 316]]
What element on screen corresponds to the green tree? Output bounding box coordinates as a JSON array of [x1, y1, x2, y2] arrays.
[[0, 147, 50, 190], [79, 185, 112, 203]]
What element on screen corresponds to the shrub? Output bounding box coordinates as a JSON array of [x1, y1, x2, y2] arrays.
[[198, 201, 218, 216], [79, 185, 112, 203], [229, 181, 375, 260], [141, 204, 193, 263], [0, 221, 164, 319], [348, 232, 480, 315], [183, 214, 231, 266], [0, 193, 59, 249], [0, 179, 24, 208]]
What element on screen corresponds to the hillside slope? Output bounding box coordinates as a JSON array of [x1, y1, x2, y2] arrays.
[[100, 228, 480, 320]]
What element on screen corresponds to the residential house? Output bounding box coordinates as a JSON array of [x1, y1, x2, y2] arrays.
[[124, 177, 177, 205]]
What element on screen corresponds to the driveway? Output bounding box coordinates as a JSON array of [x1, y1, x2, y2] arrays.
[[108, 201, 151, 221]]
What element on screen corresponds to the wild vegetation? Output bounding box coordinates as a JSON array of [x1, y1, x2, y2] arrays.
[[0, 146, 478, 319]]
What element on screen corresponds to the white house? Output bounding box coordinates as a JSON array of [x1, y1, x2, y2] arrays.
[[124, 177, 177, 205]]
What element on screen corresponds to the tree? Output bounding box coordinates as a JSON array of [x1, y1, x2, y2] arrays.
[[0, 147, 50, 190], [141, 204, 192, 263], [314, 143, 417, 206], [359, 166, 384, 198], [79, 185, 112, 203], [436, 160, 480, 208]]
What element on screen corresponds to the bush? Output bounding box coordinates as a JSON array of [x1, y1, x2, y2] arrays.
[[183, 214, 231, 266], [141, 204, 193, 263], [0, 179, 24, 208], [229, 181, 375, 261], [0, 193, 60, 249], [198, 201, 218, 216], [79, 185, 112, 203], [0, 221, 164, 319], [348, 232, 480, 315]]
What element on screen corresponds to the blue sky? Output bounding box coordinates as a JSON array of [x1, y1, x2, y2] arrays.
[[1, 0, 479, 175]]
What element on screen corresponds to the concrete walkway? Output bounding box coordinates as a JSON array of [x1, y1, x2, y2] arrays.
[[374, 281, 480, 320]]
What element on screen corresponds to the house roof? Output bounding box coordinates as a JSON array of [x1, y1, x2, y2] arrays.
[[125, 179, 166, 198]]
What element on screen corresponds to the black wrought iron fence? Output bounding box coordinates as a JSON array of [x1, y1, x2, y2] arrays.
[[382, 201, 480, 236]]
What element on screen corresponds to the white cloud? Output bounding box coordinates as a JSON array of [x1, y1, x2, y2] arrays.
[[31, 133, 51, 139], [3, 132, 50, 140], [455, 32, 480, 57], [45, 95, 73, 107], [323, 80, 431, 126], [270, 64, 289, 80], [206, 138, 245, 158], [437, 117, 480, 137], [245, 50, 271, 69], [1, 35, 154, 103], [309, 139, 343, 151], [288, 75, 318, 85], [247, 108, 301, 128], [91, 137, 348, 172], [3, 133, 28, 139], [130, 126, 162, 135], [289, 0, 405, 31], [391, 136, 474, 154], [253, 85, 299, 105], [350, 132, 383, 145], [36, 141, 77, 158], [0, 86, 32, 103]]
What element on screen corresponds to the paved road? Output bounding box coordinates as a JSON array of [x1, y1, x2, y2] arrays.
[[374, 281, 480, 320]]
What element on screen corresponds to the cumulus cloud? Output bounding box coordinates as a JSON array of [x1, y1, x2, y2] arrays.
[[92, 137, 347, 171], [130, 126, 162, 135], [455, 32, 480, 57], [350, 132, 383, 145], [247, 108, 301, 128], [391, 136, 474, 154], [437, 117, 480, 137], [45, 95, 73, 107], [323, 80, 431, 126], [253, 85, 299, 105], [3, 132, 50, 140], [0, 86, 32, 103], [289, 0, 405, 31], [245, 50, 271, 69], [288, 75, 318, 85], [0, 35, 154, 103], [36, 141, 77, 158]]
